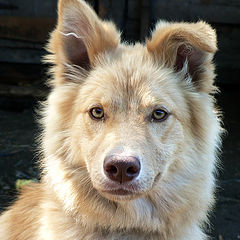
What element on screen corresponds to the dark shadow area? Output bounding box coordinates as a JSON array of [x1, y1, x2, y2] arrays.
[[210, 84, 240, 240]]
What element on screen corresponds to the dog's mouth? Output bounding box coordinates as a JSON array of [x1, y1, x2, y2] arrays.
[[92, 171, 161, 201], [96, 182, 146, 201], [94, 173, 161, 201], [99, 187, 143, 201], [102, 188, 134, 196]]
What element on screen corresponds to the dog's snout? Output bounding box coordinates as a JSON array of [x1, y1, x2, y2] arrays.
[[103, 155, 140, 183]]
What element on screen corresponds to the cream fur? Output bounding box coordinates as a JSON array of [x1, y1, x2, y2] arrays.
[[0, 0, 222, 239]]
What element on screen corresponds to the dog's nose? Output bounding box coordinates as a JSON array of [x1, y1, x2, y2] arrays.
[[103, 155, 140, 183]]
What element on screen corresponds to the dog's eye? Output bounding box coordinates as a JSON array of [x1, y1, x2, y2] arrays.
[[89, 107, 104, 120], [151, 109, 168, 122]]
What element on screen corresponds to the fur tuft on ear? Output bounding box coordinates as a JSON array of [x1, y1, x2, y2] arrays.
[[45, 0, 120, 86], [147, 21, 217, 93]]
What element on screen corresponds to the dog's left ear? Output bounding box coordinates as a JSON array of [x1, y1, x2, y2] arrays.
[[147, 21, 217, 93], [46, 0, 120, 85]]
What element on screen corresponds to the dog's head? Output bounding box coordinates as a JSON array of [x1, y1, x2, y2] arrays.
[[43, 0, 218, 204]]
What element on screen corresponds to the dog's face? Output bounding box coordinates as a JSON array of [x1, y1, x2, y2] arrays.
[[44, 0, 217, 202], [70, 50, 187, 201]]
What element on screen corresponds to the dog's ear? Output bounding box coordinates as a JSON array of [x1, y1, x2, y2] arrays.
[[147, 21, 217, 93], [46, 0, 120, 85]]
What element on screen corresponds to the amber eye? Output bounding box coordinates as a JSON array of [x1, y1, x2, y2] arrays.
[[152, 109, 168, 122], [89, 107, 104, 120]]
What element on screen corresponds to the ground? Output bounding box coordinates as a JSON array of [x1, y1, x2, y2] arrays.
[[0, 86, 239, 240]]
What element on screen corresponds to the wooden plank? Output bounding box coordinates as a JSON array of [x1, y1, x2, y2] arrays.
[[152, 0, 240, 24], [0, 0, 57, 17], [0, 84, 47, 97], [214, 24, 240, 70], [98, 0, 111, 19], [0, 39, 43, 49], [0, 62, 48, 97], [125, 19, 140, 42], [0, 63, 44, 85], [98, 0, 126, 31], [110, 0, 126, 31], [0, 16, 56, 42], [125, 0, 141, 41], [0, 47, 45, 64], [128, 0, 140, 20], [140, 0, 150, 41]]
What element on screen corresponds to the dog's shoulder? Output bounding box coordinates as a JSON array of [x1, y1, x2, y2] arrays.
[[0, 183, 43, 240]]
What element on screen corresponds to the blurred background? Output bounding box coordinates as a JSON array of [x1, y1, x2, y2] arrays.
[[0, 1, 239, 239]]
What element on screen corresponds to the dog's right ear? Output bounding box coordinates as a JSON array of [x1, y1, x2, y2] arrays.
[[147, 21, 217, 93], [45, 0, 120, 85]]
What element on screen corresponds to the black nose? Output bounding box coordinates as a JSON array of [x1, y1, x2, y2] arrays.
[[103, 155, 141, 184]]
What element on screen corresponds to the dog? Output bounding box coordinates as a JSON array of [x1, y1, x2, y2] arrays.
[[0, 0, 222, 239]]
